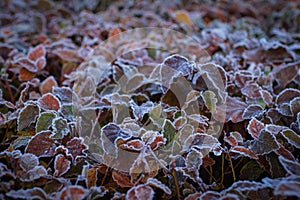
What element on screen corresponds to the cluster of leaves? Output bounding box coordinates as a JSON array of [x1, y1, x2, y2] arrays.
[[0, 0, 300, 199]]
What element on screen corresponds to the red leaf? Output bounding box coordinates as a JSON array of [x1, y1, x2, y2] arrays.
[[38, 93, 61, 111], [54, 154, 71, 177], [25, 131, 57, 157], [109, 27, 122, 43], [247, 118, 265, 139], [28, 44, 46, 61], [112, 170, 134, 188], [40, 76, 58, 94]]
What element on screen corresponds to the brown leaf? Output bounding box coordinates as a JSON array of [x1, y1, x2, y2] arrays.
[[241, 83, 261, 98], [54, 49, 82, 62], [16, 58, 37, 72], [86, 167, 98, 188], [126, 185, 154, 200], [38, 93, 61, 111], [35, 57, 46, 70], [247, 118, 265, 139], [112, 170, 134, 188], [19, 67, 36, 81], [58, 186, 88, 200], [231, 146, 258, 159], [54, 154, 71, 177], [28, 44, 46, 61], [40, 76, 58, 94], [66, 137, 87, 163], [25, 130, 57, 157], [215, 96, 248, 123]]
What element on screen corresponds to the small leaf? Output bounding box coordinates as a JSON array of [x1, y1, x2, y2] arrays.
[[112, 170, 134, 188], [36, 57, 46, 70], [162, 54, 193, 77], [278, 156, 300, 175], [242, 104, 265, 119], [201, 90, 217, 112], [36, 111, 56, 133], [231, 146, 258, 159], [186, 148, 203, 169], [247, 118, 265, 139], [66, 137, 87, 163], [28, 44, 46, 61], [54, 49, 82, 62], [276, 88, 300, 105], [250, 130, 279, 155], [25, 130, 57, 157], [6, 187, 48, 199], [54, 154, 71, 177], [239, 160, 264, 180], [146, 178, 171, 195], [162, 119, 177, 145], [51, 117, 69, 139], [224, 131, 243, 147], [20, 165, 47, 181], [241, 83, 261, 98], [274, 181, 300, 198], [126, 185, 154, 200], [18, 104, 40, 131], [17, 58, 37, 72], [38, 93, 61, 111], [86, 167, 98, 188], [40, 76, 58, 94], [174, 10, 194, 26], [19, 153, 39, 171], [58, 186, 88, 200], [281, 129, 300, 149]]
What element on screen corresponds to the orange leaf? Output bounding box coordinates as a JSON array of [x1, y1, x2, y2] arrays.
[[87, 168, 98, 188], [174, 10, 194, 26]]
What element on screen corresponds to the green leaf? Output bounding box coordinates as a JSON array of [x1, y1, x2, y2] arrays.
[[36, 112, 57, 133], [162, 119, 177, 145], [201, 90, 217, 112], [51, 117, 69, 139], [18, 104, 40, 131], [281, 129, 300, 149]]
